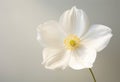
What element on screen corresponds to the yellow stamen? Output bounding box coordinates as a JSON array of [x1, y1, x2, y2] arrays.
[[64, 34, 80, 50], [70, 40, 76, 47]]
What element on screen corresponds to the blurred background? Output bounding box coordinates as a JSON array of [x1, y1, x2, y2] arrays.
[[0, 0, 120, 82]]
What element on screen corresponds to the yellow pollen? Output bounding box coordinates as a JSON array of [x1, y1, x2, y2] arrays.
[[64, 34, 80, 50], [70, 40, 76, 47]]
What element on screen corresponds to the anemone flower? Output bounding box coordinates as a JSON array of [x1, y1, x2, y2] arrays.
[[37, 6, 112, 82]]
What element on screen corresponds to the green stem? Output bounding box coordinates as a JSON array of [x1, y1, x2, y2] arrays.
[[89, 68, 96, 82]]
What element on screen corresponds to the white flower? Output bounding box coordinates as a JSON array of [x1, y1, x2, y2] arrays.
[[37, 6, 112, 70]]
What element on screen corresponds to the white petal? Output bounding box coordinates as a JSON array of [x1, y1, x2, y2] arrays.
[[42, 48, 70, 70], [81, 25, 113, 52], [37, 21, 65, 48], [69, 45, 96, 70], [59, 6, 89, 37]]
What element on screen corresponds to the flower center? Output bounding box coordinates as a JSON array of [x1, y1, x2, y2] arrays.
[[70, 40, 76, 47], [64, 34, 80, 50]]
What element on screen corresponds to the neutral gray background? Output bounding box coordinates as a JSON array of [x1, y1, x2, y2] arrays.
[[0, 0, 120, 82]]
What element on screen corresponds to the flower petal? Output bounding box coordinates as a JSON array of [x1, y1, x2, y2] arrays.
[[59, 6, 89, 37], [42, 48, 70, 70], [37, 21, 65, 48], [81, 25, 113, 52], [69, 45, 96, 70]]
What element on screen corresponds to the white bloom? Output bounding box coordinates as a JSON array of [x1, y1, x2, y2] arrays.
[[37, 6, 112, 70]]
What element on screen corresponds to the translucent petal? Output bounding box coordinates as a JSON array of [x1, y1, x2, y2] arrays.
[[59, 6, 89, 37], [42, 48, 71, 70], [81, 25, 112, 52], [37, 21, 65, 48], [69, 45, 96, 70]]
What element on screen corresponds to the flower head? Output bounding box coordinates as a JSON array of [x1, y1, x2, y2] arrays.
[[37, 6, 112, 70]]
